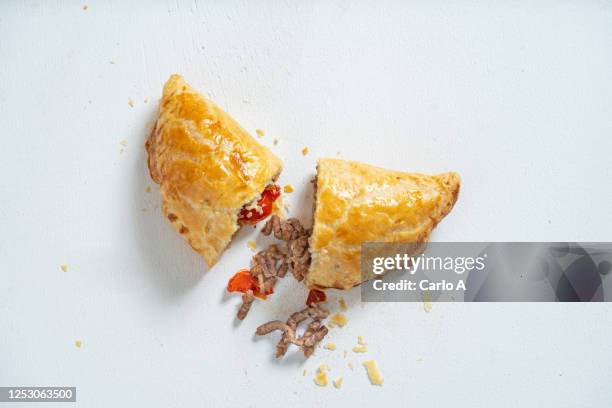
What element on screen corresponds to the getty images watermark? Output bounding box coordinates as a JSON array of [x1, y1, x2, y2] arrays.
[[361, 242, 612, 302]]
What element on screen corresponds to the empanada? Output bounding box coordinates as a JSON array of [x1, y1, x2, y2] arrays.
[[306, 158, 460, 289], [146, 75, 283, 267]]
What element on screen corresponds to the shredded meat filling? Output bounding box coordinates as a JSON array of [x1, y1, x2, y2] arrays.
[[236, 290, 255, 320], [235, 215, 312, 320], [261, 215, 311, 282], [301, 320, 328, 358], [232, 216, 327, 358], [255, 305, 330, 359]]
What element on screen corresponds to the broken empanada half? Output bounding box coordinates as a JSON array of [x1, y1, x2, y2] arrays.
[[146, 75, 283, 267], [306, 158, 460, 289]]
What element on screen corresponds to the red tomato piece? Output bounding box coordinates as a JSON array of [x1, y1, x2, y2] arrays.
[[306, 289, 327, 306], [238, 185, 281, 224], [227, 269, 272, 300]]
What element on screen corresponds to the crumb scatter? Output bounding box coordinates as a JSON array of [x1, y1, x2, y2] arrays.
[[283, 184, 294, 193], [328, 313, 348, 327], [313, 364, 330, 387], [74, 340, 82, 348], [324, 343, 337, 351], [363, 360, 384, 385], [302, 147, 309, 156], [314, 372, 328, 387], [60, 264, 69, 273], [352, 345, 367, 353], [255, 129, 265, 138], [423, 292, 433, 313]]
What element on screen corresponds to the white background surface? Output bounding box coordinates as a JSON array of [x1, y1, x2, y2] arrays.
[[1, 1, 612, 407]]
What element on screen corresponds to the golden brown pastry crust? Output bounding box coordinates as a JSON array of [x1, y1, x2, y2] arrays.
[[146, 75, 282, 267], [307, 159, 460, 290]]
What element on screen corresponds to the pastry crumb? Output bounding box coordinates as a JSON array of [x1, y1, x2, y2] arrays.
[[357, 336, 367, 345], [302, 147, 309, 156], [255, 129, 265, 138], [119, 139, 128, 147], [352, 345, 367, 353], [145, 186, 151, 193], [247, 240, 257, 251], [314, 371, 328, 387], [283, 184, 294, 194], [82, 4, 88, 11], [74, 340, 82, 348], [363, 360, 384, 385], [273, 138, 279, 145], [333, 377, 344, 389], [324, 343, 337, 351], [423, 292, 433, 313], [60, 264, 69, 273], [338, 297, 348, 311], [313, 364, 330, 387], [128, 98, 134, 107], [328, 313, 347, 327]]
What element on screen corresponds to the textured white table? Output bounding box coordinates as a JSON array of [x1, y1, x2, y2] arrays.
[[1, 1, 612, 407]]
